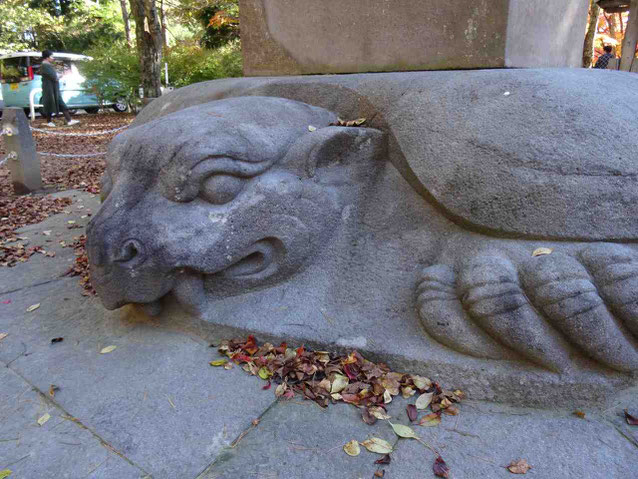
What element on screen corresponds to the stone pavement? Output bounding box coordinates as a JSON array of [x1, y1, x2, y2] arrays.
[[1, 190, 637, 478]]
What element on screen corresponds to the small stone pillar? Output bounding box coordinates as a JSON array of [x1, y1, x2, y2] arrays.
[[2, 108, 42, 194]]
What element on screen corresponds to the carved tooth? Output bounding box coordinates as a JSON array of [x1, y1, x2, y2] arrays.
[[458, 256, 572, 372], [579, 244, 638, 338], [417, 265, 511, 360], [521, 253, 638, 372]]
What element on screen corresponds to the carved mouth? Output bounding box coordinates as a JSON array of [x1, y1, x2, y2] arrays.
[[220, 239, 279, 278]]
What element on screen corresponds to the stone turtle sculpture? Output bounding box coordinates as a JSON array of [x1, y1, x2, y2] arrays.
[[87, 69, 638, 393]]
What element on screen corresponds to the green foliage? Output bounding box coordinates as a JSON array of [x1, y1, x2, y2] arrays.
[[80, 38, 242, 105], [165, 39, 242, 88], [80, 41, 140, 107], [0, 0, 124, 53], [166, 0, 239, 49]]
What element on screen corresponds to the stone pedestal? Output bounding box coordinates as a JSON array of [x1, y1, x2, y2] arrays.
[[240, 0, 589, 76], [1, 108, 42, 194]]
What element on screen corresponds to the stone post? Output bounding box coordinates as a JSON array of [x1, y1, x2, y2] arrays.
[[1, 108, 42, 194]]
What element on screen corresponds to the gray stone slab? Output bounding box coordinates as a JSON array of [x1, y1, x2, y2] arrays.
[[239, 0, 588, 75], [0, 278, 276, 478], [0, 366, 144, 478], [199, 400, 400, 479], [386, 401, 638, 479]]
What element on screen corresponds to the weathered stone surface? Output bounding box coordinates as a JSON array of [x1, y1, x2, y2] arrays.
[[88, 69, 638, 405], [239, 0, 588, 76], [0, 367, 145, 478], [1, 107, 42, 194]]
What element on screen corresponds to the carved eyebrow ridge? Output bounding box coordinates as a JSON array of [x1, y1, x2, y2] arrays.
[[168, 155, 277, 202]]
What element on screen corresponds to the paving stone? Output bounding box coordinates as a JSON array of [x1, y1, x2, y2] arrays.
[[0, 277, 276, 478], [0, 366, 145, 478], [385, 400, 638, 479], [198, 400, 399, 479]]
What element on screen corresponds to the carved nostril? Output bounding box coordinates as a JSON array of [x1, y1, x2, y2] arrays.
[[116, 239, 144, 265]]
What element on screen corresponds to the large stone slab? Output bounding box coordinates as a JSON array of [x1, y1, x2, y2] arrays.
[[239, 0, 589, 75], [0, 366, 145, 478]]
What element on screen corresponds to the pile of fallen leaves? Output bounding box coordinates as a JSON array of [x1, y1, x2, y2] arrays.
[[64, 234, 96, 296], [216, 335, 464, 416]]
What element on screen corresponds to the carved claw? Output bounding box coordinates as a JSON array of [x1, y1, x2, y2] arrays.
[[417, 244, 638, 372]]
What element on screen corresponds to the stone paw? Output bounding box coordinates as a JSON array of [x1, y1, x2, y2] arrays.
[[417, 245, 638, 373]]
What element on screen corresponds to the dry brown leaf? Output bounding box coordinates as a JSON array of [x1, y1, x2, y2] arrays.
[[507, 459, 532, 474], [48, 384, 59, 397], [433, 455, 450, 478], [343, 439, 360, 456], [418, 412, 442, 427]]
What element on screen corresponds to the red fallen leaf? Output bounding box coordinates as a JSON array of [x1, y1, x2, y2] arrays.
[[406, 404, 418, 422], [296, 345, 305, 357], [283, 390, 295, 399], [625, 409, 638, 426], [274, 342, 287, 354], [374, 454, 391, 465], [1, 300, 10, 304], [343, 363, 358, 380], [262, 381, 272, 390], [433, 455, 450, 478]]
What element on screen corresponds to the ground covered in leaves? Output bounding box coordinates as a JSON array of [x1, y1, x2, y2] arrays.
[[0, 111, 133, 286]]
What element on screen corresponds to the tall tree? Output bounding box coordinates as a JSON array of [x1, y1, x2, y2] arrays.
[[620, 0, 638, 70], [119, 0, 132, 46], [129, 0, 163, 98], [583, 0, 601, 67]]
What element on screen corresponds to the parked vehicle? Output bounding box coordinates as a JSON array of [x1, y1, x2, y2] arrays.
[[0, 52, 127, 115]]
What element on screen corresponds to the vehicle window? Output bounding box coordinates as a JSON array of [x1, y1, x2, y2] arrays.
[[0, 57, 26, 83], [30, 56, 43, 74], [52, 59, 73, 79]]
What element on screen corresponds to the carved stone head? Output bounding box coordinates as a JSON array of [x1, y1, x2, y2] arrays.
[[87, 96, 386, 315]]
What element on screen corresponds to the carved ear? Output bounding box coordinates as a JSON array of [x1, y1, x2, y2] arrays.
[[280, 126, 386, 178]]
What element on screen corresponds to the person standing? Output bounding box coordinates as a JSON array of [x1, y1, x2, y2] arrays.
[[593, 45, 616, 69], [40, 50, 79, 127]]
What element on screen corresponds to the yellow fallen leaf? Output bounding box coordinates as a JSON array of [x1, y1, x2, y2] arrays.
[[415, 392, 434, 410], [308, 125, 317, 132], [26, 303, 40, 312], [0, 333, 7, 342], [343, 439, 360, 456], [258, 367, 272, 380], [369, 406, 391, 420], [383, 390, 392, 404], [67, 220, 76, 224], [209, 359, 228, 367], [411, 375, 432, 390], [331, 374, 349, 393], [37, 413, 51, 426], [361, 437, 393, 454], [0, 469, 12, 479], [389, 422, 418, 439], [532, 247, 553, 257], [100, 345, 117, 354], [401, 386, 416, 398]]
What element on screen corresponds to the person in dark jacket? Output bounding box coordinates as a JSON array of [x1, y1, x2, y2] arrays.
[[594, 45, 616, 69], [40, 50, 79, 127]]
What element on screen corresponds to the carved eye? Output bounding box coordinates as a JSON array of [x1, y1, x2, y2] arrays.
[[199, 174, 245, 204]]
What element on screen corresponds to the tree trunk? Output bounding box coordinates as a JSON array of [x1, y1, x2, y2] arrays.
[[129, 0, 163, 98], [620, 0, 638, 71], [160, 0, 168, 48], [120, 0, 132, 47], [604, 13, 618, 55], [583, 0, 601, 68]]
